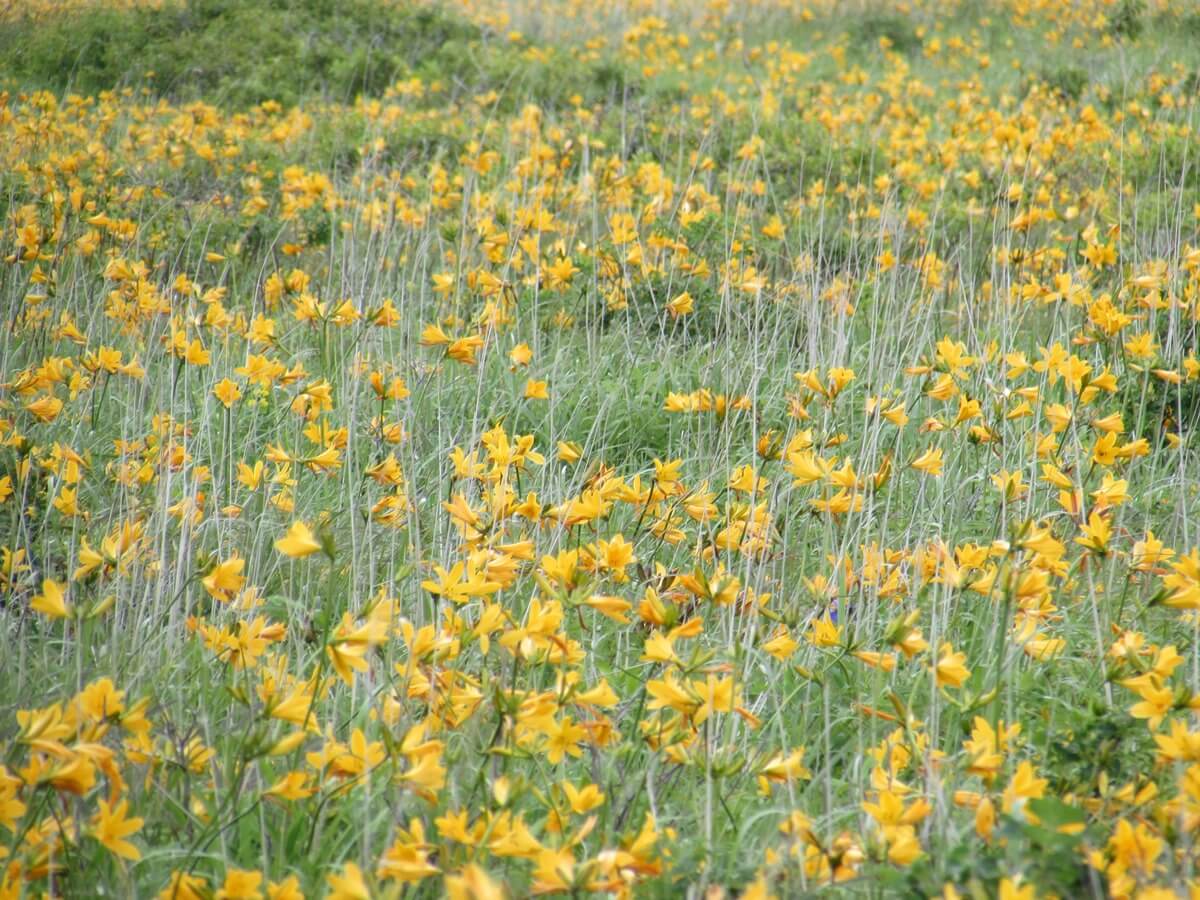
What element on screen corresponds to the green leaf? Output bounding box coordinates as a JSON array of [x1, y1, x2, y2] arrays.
[[1028, 796, 1086, 828]]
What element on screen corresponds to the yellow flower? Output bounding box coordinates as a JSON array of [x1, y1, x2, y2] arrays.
[[510, 342, 533, 367], [562, 781, 606, 813], [998, 877, 1035, 900], [25, 394, 64, 422], [326, 864, 372, 897], [216, 869, 263, 900], [158, 872, 209, 900], [1001, 761, 1046, 819], [202, 555, 246, 603], [264, 772, 315, 802], [445, 865, 504, 900], [1074, 511, 1111, 555], [274, 521, 322, 558], [213, 378, 242, 408], [377, 819, 440, 883], [807, 616, 841, 647], [641, 630, 680, 665], [758, 748, 811, 786], [32, 578, 70, 620], [266, 876, 304, 900], [666, 291, 694, 318], [932, 643, 970, 689], [91, 798, 143, 861], [762, 626, 799, 660], [852, 650, 896, 672], [556, 440, 582, 464], [910, 447, 944, 477], [1126, 681, 1174, 730]]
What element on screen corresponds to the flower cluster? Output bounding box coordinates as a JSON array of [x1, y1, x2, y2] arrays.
[[2, 0, 1200, 896]]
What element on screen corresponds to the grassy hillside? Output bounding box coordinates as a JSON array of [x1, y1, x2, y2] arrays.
[[1, 0, 1199, 897]]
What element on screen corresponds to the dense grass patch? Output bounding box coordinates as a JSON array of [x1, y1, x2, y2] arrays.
[[0, 0, 479, 105]]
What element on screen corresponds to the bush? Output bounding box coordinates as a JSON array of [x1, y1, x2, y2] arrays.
[[1038, 65, 1089, 102], [1107, 0, 1146, 40], [0, 0, 479, 106], [849, 12, 921, 54]]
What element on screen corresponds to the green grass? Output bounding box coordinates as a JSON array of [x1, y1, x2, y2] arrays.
[[0, 0, 479, 106], [0, 0, 655, 116], [2, 0, 1200, 896]]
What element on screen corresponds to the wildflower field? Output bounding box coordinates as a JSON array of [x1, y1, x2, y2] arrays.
[[2, 0, 1200, 895]]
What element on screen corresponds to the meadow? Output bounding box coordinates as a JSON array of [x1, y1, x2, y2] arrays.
[[1, 0, 1200, 895]]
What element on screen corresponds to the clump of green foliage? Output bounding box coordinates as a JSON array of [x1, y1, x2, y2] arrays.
[[0, 0, 478, 105]]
